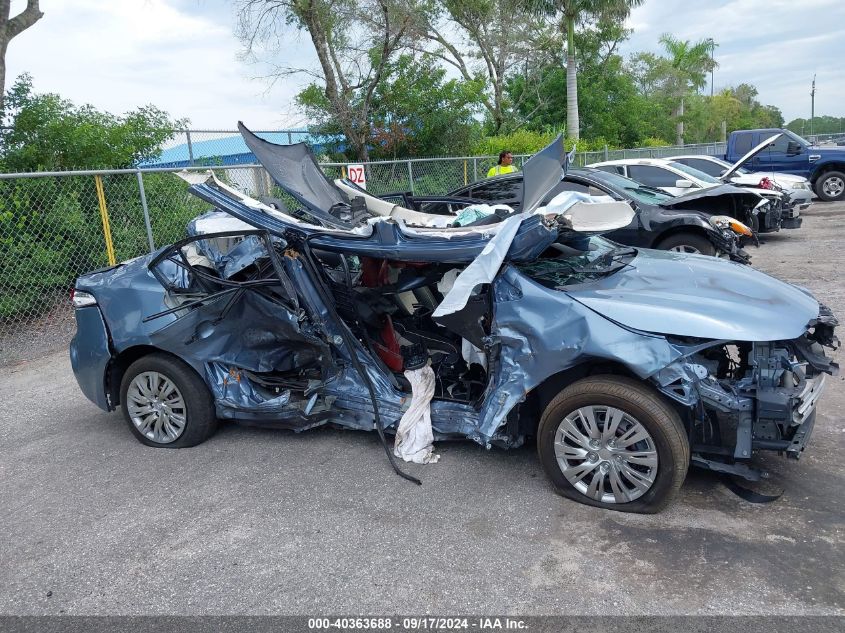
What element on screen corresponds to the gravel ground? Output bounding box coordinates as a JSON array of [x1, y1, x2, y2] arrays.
[[0, 303, 76, 367], [1, 200, 843, 616]]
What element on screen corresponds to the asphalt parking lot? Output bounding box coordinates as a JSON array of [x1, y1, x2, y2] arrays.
[[1, 201, 844, 616]]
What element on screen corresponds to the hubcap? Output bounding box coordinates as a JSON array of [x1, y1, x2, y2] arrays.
[[553, 406, 658, 504], [126, 371, 187, 444], [669, 245, 700, 254], [823, 176, 844, 197]]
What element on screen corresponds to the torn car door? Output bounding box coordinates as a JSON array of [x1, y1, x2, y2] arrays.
[[144, 230, 334, 423]]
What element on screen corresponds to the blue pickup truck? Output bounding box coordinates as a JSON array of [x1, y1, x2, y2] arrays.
[[725, 128, 845, 201]]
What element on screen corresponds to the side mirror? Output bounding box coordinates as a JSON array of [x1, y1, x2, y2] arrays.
[[786, 141, 802, 156], [675, 179, 695, 188]]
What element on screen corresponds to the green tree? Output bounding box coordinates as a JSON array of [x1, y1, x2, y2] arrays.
[[0, 76, 193, 322], [368, 54, 483, 157], [297, 54, 484, 160], [529, 0, 643, 140], [787, 115, 845, 137], [509, 17, 664, 146], [407, 0, 552, 134], [238, 0, 419, 161], [1, 74, 184, 171], [655, 34, 716, 144]]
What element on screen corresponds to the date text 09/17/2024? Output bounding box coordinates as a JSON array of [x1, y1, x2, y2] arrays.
[[307, 617, 529, 630]]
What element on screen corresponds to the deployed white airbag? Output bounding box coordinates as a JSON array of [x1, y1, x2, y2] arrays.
[[432, 214, 524, 317], [393, 365, 440, 464]]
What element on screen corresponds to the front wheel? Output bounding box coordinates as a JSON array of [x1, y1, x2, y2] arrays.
[[656, 232, 717, 257], [537, 376, 689, 513], [816, 171, 845, 202], [120, 353, 217, 448]]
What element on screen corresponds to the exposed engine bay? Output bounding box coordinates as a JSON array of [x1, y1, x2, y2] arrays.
[[653, 310, 839, 478]]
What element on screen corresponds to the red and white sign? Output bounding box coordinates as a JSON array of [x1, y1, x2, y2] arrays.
[[347, 163, 367, 189]]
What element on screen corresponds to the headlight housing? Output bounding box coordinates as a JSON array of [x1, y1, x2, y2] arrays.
[[709, 215, 753, 237], [71, 289, 97, 308]]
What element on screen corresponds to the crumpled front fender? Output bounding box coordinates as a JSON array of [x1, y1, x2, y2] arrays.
[[477, 266, 685, 442]]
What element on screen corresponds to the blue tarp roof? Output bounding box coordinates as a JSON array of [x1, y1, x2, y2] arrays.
[[142, 130, 339, 168]]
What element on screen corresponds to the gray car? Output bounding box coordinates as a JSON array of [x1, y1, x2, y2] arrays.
[[69, 129, 839, 513]]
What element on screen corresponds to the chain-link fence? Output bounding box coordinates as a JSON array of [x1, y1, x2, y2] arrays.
[[0, 165, 280, 364], [0, 140, 731, 364]]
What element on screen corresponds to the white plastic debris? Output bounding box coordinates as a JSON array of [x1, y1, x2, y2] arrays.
[[436, 268, 460, 295], [535, 190, 614, 215], [432, 214, 524, 317], [462, 339, 487, 371], [393, 365, 440, 464]]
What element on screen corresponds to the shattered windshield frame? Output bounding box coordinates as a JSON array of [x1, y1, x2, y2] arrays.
[[516, 236, 635, 288]]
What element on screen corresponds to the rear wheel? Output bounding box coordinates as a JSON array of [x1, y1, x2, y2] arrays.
[[120, 353, 217, 448], [816, 171, 845, 202], [537, 376, 689, 513], [656, 232, 717, 256]]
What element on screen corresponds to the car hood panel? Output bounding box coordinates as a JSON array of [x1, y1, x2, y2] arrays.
[[658, 183, 762, 208], [743, 172, 808, 185], [565, 248, 818, 341]]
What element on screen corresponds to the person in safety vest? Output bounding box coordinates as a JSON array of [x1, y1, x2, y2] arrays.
[[486, 150, 517, 178]]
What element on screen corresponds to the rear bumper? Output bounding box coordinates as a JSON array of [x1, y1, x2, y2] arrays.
[[69, 306, 113, 411]]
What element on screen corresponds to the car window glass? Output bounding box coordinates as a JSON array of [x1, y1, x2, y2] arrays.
[[734, 134, 753, 155], [469, 178, 522, 203], [667, 161, 720, 184], [419, 201, 452, 215], [679, 158, 723, 177], [626, 165, 678, 188], [554, 180, 589, 193], [785, 129, 810, 146], [594, 164, 625, 175], [763, 135, 791, 154]]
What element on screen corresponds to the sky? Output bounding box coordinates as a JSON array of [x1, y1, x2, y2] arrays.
[[5, 0, 845, 131], [620, 0, 845, 124]]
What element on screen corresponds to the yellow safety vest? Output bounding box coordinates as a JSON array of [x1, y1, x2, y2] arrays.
[[486, 164, 518, 178]]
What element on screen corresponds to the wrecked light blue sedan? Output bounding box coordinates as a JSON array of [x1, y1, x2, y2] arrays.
[[69, 128, 839, 513]]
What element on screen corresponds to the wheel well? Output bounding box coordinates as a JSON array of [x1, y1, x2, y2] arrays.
[[651, 224, 709, 249], [515, 360, 640, 438], [812, 163, 845, 184], [105, 345, 173, 408]]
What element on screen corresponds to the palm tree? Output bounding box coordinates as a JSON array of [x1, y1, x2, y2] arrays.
[[539, 0, 643, 140], [658, 34, 716, 145]]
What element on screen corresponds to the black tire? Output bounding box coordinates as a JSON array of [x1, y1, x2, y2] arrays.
[[748, 212, 760, 234], [120, 352, 217, 448], [656, 232, 717, 256], [537, 376, 689, 513], [815, 170, 845, 202]]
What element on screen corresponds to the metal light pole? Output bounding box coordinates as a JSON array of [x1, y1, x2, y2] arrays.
[[810, 74, 816, 137]]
